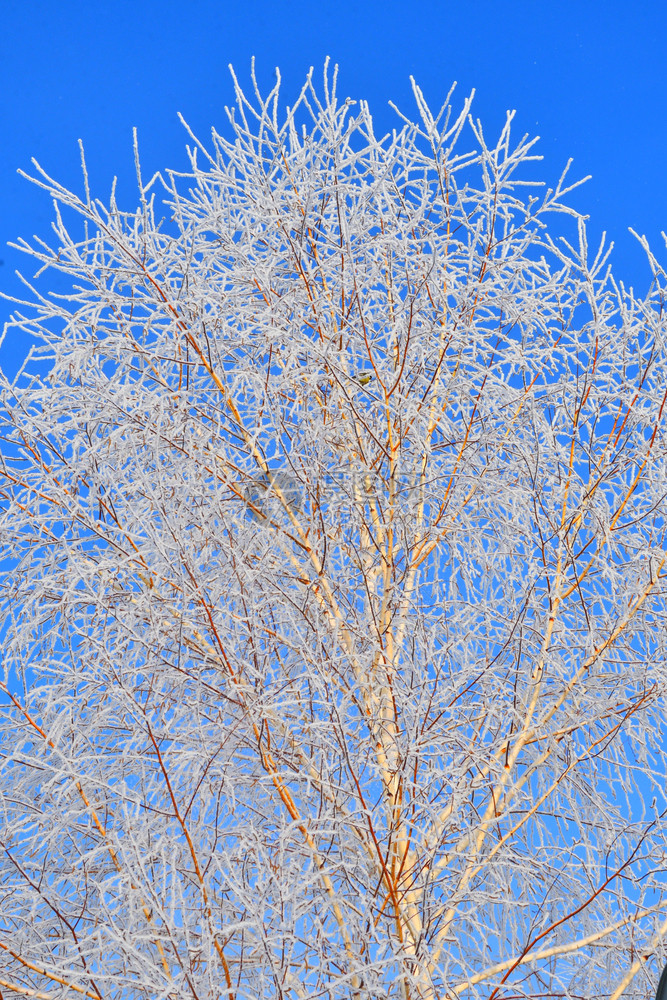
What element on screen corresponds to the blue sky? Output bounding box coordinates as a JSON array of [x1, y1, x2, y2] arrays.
[[0, 4, 665, 987], [0, 0, 665, 376]]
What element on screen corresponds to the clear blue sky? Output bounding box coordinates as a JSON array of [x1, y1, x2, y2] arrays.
[[1, 0, 665, 375]]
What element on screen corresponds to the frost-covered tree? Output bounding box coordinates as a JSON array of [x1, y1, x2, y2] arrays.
[[2, 62, 667, 1000]]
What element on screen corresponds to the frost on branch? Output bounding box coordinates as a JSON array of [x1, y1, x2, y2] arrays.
[[1, 61, 667, 1000]]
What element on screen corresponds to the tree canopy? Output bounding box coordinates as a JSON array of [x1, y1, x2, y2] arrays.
[[1, 62, 667, 1000]]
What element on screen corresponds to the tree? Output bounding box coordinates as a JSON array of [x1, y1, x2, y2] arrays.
[[1, 60, 667, 1000]]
